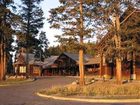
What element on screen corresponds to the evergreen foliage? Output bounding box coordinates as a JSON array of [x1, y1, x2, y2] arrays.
[[95, 0, 139, 56], [18, 0, 44, 51], [48, 0, 99, 49], [15, 0, 51, 62], [0, 0, 20, 78], [121, 6, 140, 55], [34, 31, 49, 61]]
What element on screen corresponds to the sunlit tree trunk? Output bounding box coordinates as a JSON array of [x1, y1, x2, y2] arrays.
[[132, 51, 136, 80], [0, 43, 4, 80], [3, 44, 6, 80], [104, 62, 108, 79], [79, 49, 84, 85], [79, 0, 85, 86], [0, 44, 2, 80], [115, 15, 122, 84]]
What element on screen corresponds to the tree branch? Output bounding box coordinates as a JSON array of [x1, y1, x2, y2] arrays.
[[120, 9, 136, 25]]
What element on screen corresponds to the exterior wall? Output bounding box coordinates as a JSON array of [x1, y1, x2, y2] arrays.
[[15, 65, 42, 76], [99, 64, 140, 80], [85, 64, 100, 76], [15, 64, 27, 76], [54, 54, 78, 76], [30, 65, 41, 76], [135, 68, 140, 80], [43, 69, 52, 76]]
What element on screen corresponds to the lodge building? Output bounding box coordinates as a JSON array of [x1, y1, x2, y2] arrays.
[[96, 32, 140, 80], [14, 50, 100, 77], [14, 45, 140, 80]]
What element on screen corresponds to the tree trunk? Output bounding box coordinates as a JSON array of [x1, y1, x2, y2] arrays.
[[115, 15, 122, 84], [0, 44, 2, 80], [3, 44, 6, 79], [79, 49, 85, 85], [116, 58, 122, 84], [26, 0, 31, 78], [131, 51, 136, 80], [79, 0, 85, 86], [0, 43, 4, 80], [104, 63, 108, 79]]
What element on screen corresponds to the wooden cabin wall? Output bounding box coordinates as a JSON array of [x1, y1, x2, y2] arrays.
[[99, 63, 140, 80], [54, 54, 78, 76]]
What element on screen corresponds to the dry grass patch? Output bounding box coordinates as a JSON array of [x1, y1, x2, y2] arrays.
[[0, 78, 33, 86], [39, 81, 140, 98]]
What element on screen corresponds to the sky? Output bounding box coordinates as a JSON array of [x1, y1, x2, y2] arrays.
[[14, 0, 61, 46], [40, 0, 62, 46]]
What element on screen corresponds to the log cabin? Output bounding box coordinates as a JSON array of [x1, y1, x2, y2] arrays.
[[52, 52, 100, 76]]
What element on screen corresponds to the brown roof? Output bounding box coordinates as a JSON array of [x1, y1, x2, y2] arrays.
[[42, 56, 59, 69], [85, 56, 100, 65], [29, 60, 44, 66], [56, 52, 100, 65], [62, 52, 93, 63], [14, 53, 26, 65]]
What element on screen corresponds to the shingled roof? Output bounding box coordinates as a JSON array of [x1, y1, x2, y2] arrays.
[[42, 56, 59, 69], [62, 52, 93, 63], [57, 52, 100, 65], [15, 53, 35, 65], [85, 56, 100, 65]]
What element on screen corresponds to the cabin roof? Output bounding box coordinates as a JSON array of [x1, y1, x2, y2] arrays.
[[15, 53, 44, 66], [62, 52, 93, 63], [42, 56, 59, 69], [55, 52, 100, 65], [15, 52, 100, 68], [15, 53, 35, 63], [85, 56, 100, 65]]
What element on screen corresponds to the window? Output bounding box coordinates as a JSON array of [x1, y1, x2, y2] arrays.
[[33, 66, 40, 74], [19, 66, 26, 73]]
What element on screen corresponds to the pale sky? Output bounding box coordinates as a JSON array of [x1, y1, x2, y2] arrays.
[[40, 0, 61, 46], [14, 0, 61, 46]]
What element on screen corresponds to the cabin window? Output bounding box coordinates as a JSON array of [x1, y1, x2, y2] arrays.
[[33, 66, 40, 74], [19, 66, 26, 73]]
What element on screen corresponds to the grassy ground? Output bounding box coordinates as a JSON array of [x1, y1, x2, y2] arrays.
[[39, 80, 140, 99], [0, 78, 34, 86]]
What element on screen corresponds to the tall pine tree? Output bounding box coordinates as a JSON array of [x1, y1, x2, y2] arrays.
[[48, 0, 99, 85], [95, 0, 139, 84], [18, 0, 44, 75], [34, 31, 49, 61], [0, 0, 19, 80]]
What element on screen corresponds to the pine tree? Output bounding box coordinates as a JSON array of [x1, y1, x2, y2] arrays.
[[48, 0, 100, 85], [18, 0, 44, 75], [34, 31, 49, 61], [48, 45, 62, 56], [96, 0, 139, 84], [0, 0, 19, 80], [55, 35, 79, 53], [120, 6, 140, 80]]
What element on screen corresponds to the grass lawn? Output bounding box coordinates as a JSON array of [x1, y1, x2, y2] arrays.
[[39, 80, 140, 99]]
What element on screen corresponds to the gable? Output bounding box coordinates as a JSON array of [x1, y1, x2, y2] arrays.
[[15, 53, 26, 65]]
